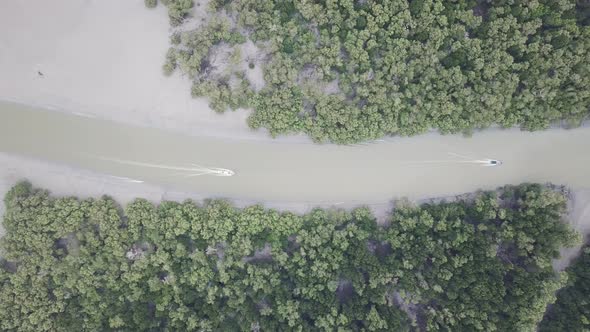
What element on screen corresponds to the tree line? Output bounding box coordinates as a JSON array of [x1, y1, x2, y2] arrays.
[[0, 181, 581, 330], [147, 0, 589, 143]]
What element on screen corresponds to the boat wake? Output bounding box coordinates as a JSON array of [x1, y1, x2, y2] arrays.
[[108, 175, 145, 183], [91, 156, 235, 177], [402, 153, 502, 167]]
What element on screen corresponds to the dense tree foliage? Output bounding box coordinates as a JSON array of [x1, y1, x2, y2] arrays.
[[539, 243, 590, 331], [152, 0, 590, 143], [0, 182, 579, 330]]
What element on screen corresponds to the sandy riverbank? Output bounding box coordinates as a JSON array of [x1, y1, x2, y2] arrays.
[[0, 0, 308, 142], [0, 152, 392, 239]]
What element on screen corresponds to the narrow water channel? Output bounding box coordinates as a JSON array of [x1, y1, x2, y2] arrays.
[[1, 101, 589, 203]]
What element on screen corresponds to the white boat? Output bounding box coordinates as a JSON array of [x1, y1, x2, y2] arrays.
[[479, 159, 502, 167], [210, 168, 235, 176]]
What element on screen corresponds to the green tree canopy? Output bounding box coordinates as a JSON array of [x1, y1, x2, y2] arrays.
[[152, 0, 589, 143], [0, 182, 580, 331]]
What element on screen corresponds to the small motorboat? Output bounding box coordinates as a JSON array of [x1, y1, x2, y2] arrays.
[[210, 168, 235, 176], [480, 159, 502, 167]]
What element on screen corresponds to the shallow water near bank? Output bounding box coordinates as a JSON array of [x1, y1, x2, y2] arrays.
[[1, 101, 589, 204]]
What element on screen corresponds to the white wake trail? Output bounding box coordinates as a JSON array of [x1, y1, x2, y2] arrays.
[[399, 152, 502, 167], [91, 156, 235, 176]]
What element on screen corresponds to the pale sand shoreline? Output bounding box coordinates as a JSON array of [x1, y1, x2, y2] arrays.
[[0, 153, 392, 239]]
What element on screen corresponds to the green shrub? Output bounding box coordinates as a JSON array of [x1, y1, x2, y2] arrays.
[[144, 0, 157, 8]]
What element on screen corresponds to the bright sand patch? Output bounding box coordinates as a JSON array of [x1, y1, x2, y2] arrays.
[[0, 0, 283, 141]]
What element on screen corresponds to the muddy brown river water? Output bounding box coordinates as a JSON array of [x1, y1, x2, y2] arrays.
[[1, 101, 589, 204]]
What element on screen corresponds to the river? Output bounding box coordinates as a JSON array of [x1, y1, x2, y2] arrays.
[[1, 101, 589, 204]]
